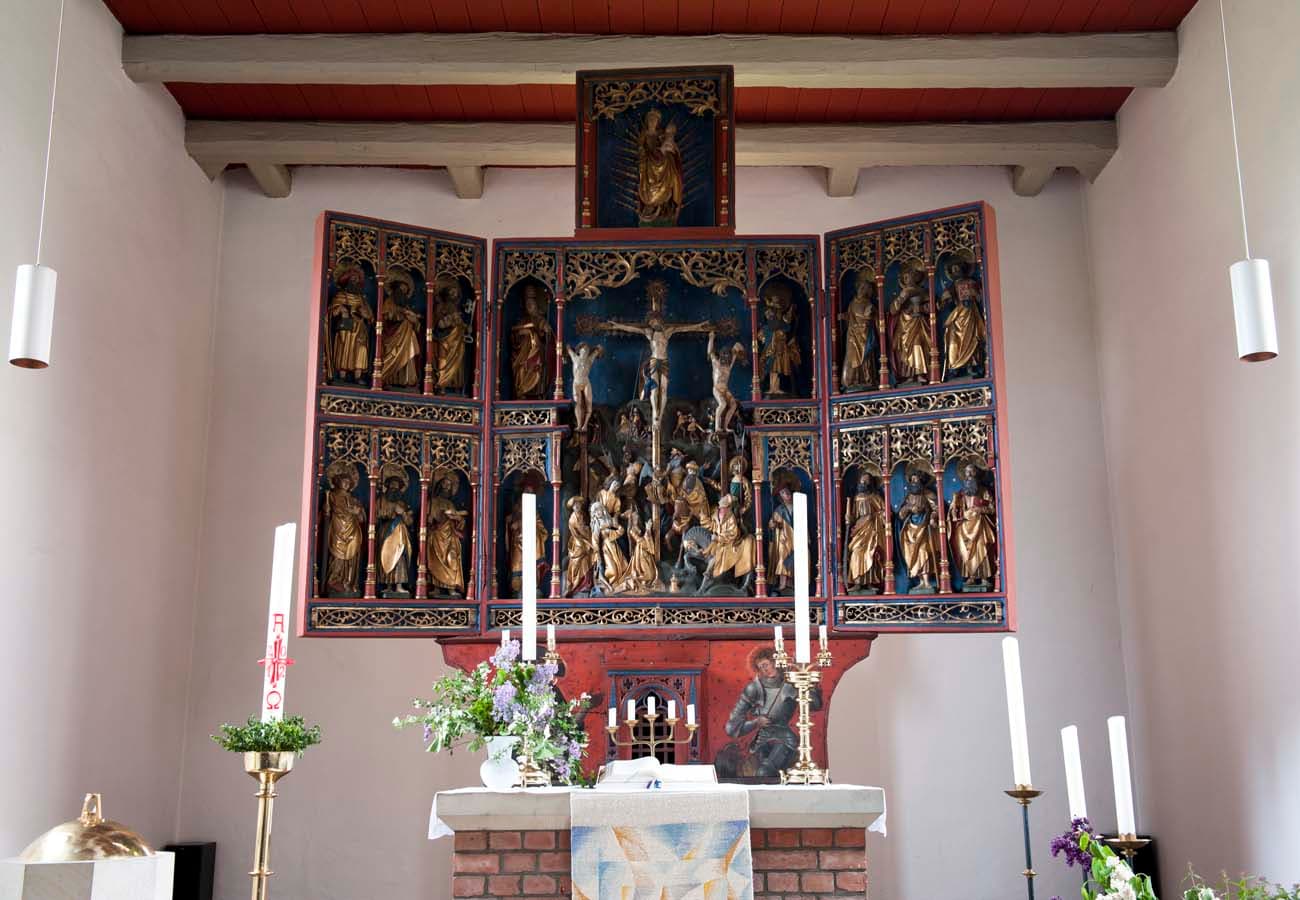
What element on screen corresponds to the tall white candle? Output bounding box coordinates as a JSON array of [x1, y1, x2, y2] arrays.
[[818, 623, 828, 650], [260, 523, 297, 722], [686, 703, 696, 726], [626, 697, 636, 722], [546, 623, 556, 652], [1108, 715, 1136, 835], [793, 492, 811, 664], [1061, 725, 1088, 820], [646, 695, 656, 716], [773, 625, 784, 650], [1001, 637, 1032, 787], [607, 707, 616, 729], [667, 700, 677, 720], [501, 628, 510, 647], [521, 492, 537, 661]]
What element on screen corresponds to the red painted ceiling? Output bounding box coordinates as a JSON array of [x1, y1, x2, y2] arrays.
[[102, 0, 1197, 124]]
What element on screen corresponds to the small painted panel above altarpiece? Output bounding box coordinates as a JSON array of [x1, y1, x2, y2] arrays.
[[575, 66, 735, 233]]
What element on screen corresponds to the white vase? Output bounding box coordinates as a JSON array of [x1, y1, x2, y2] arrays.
[[480, 736, 521, 790]]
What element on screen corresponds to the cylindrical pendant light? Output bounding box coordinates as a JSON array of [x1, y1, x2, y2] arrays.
[[9, 0, 65, 370]]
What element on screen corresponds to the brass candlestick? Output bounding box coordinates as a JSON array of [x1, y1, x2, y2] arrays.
[[1005, 785, 1043, 900], [244, 751, 295, 900], [1104, 833, 1150, 860], [607, 711, 698, 760], [775, 637, 833, 785]]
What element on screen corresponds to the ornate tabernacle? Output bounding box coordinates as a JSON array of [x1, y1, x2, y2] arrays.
[[300, 198, 1012, 779]]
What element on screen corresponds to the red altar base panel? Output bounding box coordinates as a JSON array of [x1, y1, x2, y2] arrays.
[[449, 827, 869, 900], [442, 637, 872, 780]]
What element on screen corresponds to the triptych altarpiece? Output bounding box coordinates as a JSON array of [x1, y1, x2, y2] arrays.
[[297, 67, 1013, 777]]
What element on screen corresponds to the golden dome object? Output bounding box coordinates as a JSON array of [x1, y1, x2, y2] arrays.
[[19, 793, 155, 862]]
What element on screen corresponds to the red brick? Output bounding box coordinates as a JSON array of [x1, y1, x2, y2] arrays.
[[454, 853, 500, 874], [834, 828, 866, 848], [752, 873, 764, 892], [801, 828, 834, 847], [819, 848, 865, 870], [537, 852, 569, 873], [766, 828, 802, 848], [502, 852, 537, 873], [489, 832, 523, 850], [455, 831, 488, 852], [487, 874, 521, 895], [802, 871, 836, 892], [523, 831, 556, 850], [750, 829, 767, 849], [837, 870, 868, 892], [556, 875, 571, 894], [522, 875, 558, 895], [765, 872, 799, 892], [753, 849, 818, 870], [452, 875, 485, 897], [556, 831, 571, 850]]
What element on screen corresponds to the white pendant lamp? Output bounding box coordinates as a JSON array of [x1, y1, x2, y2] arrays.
[[1220, 0, 1277, 363], [9, 0, 66, 370]]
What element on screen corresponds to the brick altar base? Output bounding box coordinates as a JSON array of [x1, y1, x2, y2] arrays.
[[450, 826, 868, 899]]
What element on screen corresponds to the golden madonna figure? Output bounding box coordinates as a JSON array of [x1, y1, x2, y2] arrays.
[[425, 470, 468, 596], [636, 108, 683, 226], [324, 461, 366, 596], [431, 278, 469, 393], [511, 284, 552, 399], [844, 480, 887, 593], [949, 462, 997, 591], [891, 263, 931, 385], [380, 269, 422, 389], [377, 463, 415, 597], [327, 265, 374, 383], [896, 468, 939, 593]]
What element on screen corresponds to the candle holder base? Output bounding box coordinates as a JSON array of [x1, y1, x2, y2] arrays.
[[1103, 833, 1150, 860], [779, 764, 829, 785], [1005, 785, 1042, 900]]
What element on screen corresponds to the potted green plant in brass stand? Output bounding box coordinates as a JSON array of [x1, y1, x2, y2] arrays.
[[212, 715, 322, 900]]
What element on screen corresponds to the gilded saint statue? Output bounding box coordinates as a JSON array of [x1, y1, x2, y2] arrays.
[[949, 462, 997, 592], [625, 509, 662, 593], [844, 481, 887, 594], [425, 470, 468, 596], [761, 283, 801, 396], [327, 265, 374, 383], [590, 498, 634, 595], [431, 279, 470, 394], [766, 485, 798, 595], [707, 332, 748, 434], [511, 284, 552, 399], [891, 264, 932, 385], [636, 108, 683, 226], [380, 269, 422, 390], [698, 494, 756, 593], [940, 258, 987, 380], [377, 464, 415, 597], [567, 343, 605, 434], [725, 455, 753, 517], [841, 276, 879, 389], [896, 469, 939, 593], [324, 461, 366, 596], [563, 495, 598, 597], [506, 496, 549, 595]]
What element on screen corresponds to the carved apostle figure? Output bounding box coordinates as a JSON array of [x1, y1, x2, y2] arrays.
[[377, 465, 415, 597], [425, 471, 467, 596], [949, 462, 997, 591], [891, 264, 931, 385], [511, 284, 552, 399], [563, 495, 598, 597], [896, 470, 939, 593], [844, 481, 887, 593], [699, 495, 756, 593], [380, 270, 422, 389], [636, 109, 683, 226], [506, 498, 549, 595], [761, 283, 802, 396], [324, 461, 366, 596], [940, 259, 987, 379], [626, 511, 662, 593], [327, 266, 374, 383], [707, 331, 748, 434], [566, 342, 605, 434], [766, 485, 797, 595], [841, 276, 879, 389], [431, 279, 469, 393]]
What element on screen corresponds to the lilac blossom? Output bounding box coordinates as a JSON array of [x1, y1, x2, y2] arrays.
[[491, 683, 518, 723], [491, 639, 521, 669]]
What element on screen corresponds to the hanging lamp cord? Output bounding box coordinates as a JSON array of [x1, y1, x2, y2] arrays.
[[35, 0, 67, 266], [1218, 0, 1252, 260]]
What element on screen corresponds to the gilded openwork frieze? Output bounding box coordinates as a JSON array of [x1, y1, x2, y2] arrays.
[[501, 249, 558, 294], [888, 421, 934, 467], [941, 416, 993, 463], [490, 603, 826, 629], [493, 407, 555, 428], [377, 429, 423, 469], [322, 423, 371, 464], [435, 241, 477, 286], [836, 599, 1003, 626], [754, 406, 817, 426], [835, 235, 878, 277], [500, 435, 548, 479], [754, 245, 815, 297], [883, 222, 927, 266], [590, 78, 721, 119], [319, 393, 480, 427], [384, 232, 427, 274], [833, 386, 992, 423], [564, 247, 747, 301], [932, 212, 982, 256], [331, 221, 378, 265], [309, 604, 477, 631], [836, 427, 886, 474], [764, 434, 816, 478]]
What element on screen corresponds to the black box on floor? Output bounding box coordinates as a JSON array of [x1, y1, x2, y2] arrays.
[[162, 841, 215, 900]]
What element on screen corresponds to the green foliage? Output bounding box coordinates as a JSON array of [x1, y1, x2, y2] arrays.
[[211, 715, 323, 755], [1184, 868, 1300, 900], [1074, 832, 1160, 900]]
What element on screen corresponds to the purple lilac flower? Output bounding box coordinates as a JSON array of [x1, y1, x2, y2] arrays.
[[491, 683, 518, 723], [491, 639, 521, 669], [423, 723, 433, 744], [1049, 817, 1096, 871]]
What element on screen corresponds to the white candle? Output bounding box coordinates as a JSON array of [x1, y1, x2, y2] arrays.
[[607, 707, 616, 729], [1001, 637, 1032, 787], [646, 695, 656, 716], [686, 704, 696, 726], [1108, 715, 1136, 835], [626, 697, 636, 721], [818, 623, 828, 650], [521, 492, 537, 661], [501, 629, 510, 647], [773, 625, 784, 649], [1061, 725, 1088, 821], [260, 523, 297, 723], [546, 623, 556, 652], [667, 700, 677, 720], [793, 492, 811, 664]]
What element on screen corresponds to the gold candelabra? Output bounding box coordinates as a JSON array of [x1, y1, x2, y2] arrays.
[[775, 634, 833, 785], [1104, 833, 1150, 860], [244, 751, 295, 900], [606, 710, 698, 761]]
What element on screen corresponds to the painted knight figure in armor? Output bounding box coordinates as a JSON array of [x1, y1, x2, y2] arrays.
[[844, 481, 887, 594], [897, 469, 939, 593], [891, 263, 931, 386], [511, 284, 552, 399], [949, 462, 997, 591], [940, 258, 987, 380], [377, 464, 415, 597], [327, 265, 373, 383], [431, 279, 469, 394], [380, 269, 422, 390], [841, 276, 878, 389], [425, 471, 467, 596], [761, 282, 801, 396], [718, 646, 823, 780], [323, 461, 366, 596], [636, 108, 683, 226]]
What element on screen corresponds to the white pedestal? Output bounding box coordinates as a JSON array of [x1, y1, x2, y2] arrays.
[[0, 853, 174, 900]]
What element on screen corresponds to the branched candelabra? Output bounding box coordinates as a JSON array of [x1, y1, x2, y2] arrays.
[[775, 634, 833, 785], [607, 710, 698, 761]]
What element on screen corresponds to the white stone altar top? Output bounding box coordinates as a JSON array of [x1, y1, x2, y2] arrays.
[[431, 784, 887, 837]]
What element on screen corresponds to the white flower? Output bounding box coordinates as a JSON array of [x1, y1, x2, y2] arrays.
[[1111, 861, 1134, 884]]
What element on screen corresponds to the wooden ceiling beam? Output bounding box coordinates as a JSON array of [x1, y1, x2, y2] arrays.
[[125, 31, 1178, 89]]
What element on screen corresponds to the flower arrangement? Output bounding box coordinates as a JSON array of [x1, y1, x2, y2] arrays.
[[1183, 872, 1300, 900], [211, 715, 322, 755], [393, 639, 589, 784], [1050, 822, 1157, 900]]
